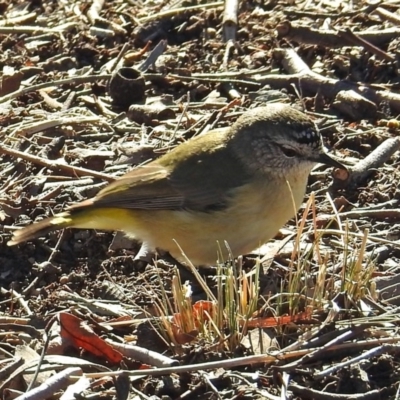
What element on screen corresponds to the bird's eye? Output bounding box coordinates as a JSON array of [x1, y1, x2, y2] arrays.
[[282, 147, 297, 158]]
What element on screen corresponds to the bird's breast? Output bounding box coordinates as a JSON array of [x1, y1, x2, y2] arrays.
[[125, 172, 310, 265], [221, 174, 308, 248]]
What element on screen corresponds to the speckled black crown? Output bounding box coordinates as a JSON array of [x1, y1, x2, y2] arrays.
[[295, 127, 322, 149]]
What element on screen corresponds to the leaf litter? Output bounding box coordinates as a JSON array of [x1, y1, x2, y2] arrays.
[[1, 0, 400, 398]]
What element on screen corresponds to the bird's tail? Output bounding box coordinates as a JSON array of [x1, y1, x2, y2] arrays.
[[8, 212, 76, 246], [8, 205, 136, 246]]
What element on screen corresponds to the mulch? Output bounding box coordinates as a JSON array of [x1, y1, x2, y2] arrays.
[[1, 0, 400, 399]]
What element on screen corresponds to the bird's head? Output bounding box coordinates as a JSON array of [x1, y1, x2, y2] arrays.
[[228, 103, 345, 178]]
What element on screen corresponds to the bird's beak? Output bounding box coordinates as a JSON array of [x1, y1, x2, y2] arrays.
[[315, 152, 347, 170]]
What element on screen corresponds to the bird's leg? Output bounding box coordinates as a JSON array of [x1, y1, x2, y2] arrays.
[[134, 242, 155, 263]]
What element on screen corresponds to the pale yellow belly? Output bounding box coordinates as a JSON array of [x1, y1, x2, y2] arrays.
[[122, 177, 308, 265]]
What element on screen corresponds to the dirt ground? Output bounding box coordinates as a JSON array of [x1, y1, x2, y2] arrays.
[[2, 0, 400, 399]]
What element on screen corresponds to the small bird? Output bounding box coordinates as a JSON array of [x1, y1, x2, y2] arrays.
[[8, 103, 345, 265]]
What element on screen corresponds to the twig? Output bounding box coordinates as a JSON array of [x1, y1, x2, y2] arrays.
[[87, 0, 104, 25], [9, 116, 103, 138], [139, 2, 224, 23], [221, 40, 242, 99], [27, 319, 56, 391], [288, 383, 383, 400], [48, 230, 68, 263], [87, 0, 126, 36], [167, 74, 260, 87], [84, 336, 400, 379], [314, 344, 399, 378], [150, 65, 270, 81], [278, 329, 360, 371], [193, 65, 271, 79], [0, 23, 77, 35], [283, 3, 379, 18], [319, 208, 400, 222], [6, 288, 32, 316], [337, 28, 395, 62], [374, 7, 400, 26], [0, 74, 111, 104], [106, 339, 179, 368], [253, 48, 400, 112], [61, 91, 76, 111], [0, 144, 115, 182], [110, 43, 130, 73], [276, 20, 400, 48], [338, 137, 400, 187], [39, 90, 63, 110], [201, 371, 222, 400], [89, 26, 114, 37], [87, 354, 278, 378], [20, 367, 82, 400], [316, 228, 400, 247], [222, 40, 235, 70], [221, 0, 241, 100], [209, 98, 242, 132], [0, 12, 37, 26], [0, 357, 24, 381], [223, 0, 238, 42], [171, 92, 190, 140]]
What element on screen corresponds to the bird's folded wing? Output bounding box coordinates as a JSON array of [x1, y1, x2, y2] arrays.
[[71, 151, 250, 212], [70, 164, 183, 211]]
